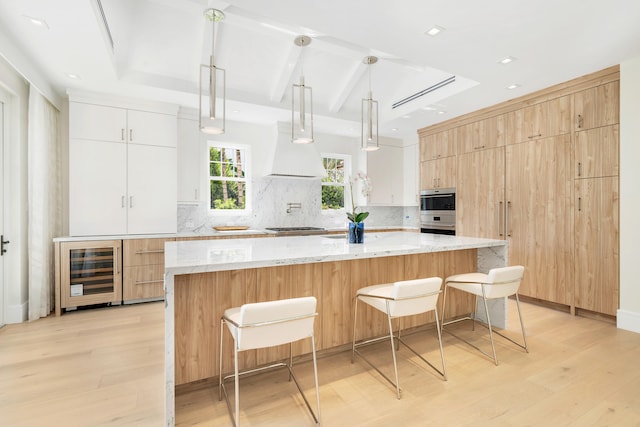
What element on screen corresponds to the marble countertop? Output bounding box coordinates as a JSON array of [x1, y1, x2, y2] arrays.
[[52, 226, 418, 242], [164, 231, 506, 276]]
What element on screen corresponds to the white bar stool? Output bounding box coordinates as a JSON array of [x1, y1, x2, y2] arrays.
[[441, 265, 528, 365], [352, 277, 447, 399], [219, 296, 321, 426]]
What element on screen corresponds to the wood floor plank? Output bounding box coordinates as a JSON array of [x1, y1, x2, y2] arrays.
[[2, 298, 640, 426]]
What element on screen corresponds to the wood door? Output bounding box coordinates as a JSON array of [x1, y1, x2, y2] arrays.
[[420, 160, 437, 190], [69, 139, 127, 236], [456, 147, 505, 238], [574, 125, 619, 178], [420, 156, 456, 189], [574, 177, 619, 316], [506, 135, 572, 304], [574, 80, 619, 130], [127, 144, 177, 234], [548, 95, 572, 136], [420, 129, 456, 161]]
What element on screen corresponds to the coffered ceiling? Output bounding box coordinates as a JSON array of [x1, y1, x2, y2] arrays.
[[1, 0, 639, 141]]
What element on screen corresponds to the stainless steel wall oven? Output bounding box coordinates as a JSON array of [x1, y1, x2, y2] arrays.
[[420, 188, 456, 235]]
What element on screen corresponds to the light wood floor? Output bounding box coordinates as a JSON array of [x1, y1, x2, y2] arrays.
[[2, 300, 640, 426]]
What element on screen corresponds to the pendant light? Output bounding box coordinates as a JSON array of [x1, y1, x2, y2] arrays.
[[291, 35, 314, 144], [199, 8, 226, 135], [361, 56, 380, 151]]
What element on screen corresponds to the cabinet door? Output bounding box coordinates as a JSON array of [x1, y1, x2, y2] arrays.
[[69, 102, 127, 142], [574, 125, 619, 178], [548, 95, 572, 136], [513, 103, 549, 143], [456, 147, 505, 238], [127, 109, 177, 147], [420, 160, 437, 190], [420, 129, 456, 161], [177, 117, 203, 202], [367, 145, 403, 205], [458, 114, 509, 154], [123, 265, 165, 301], [69, 139, 127, 236], [127, 144, 177, 234], [506, 136, 572, 304], [574, 177, 619, 316], [574, 80, 619, 130], [402, 143, 419, 205], [60, 240, 122, 309]]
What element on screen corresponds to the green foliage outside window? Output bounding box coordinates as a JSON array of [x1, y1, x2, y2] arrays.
[[209, 146, 247, 210], [321, 156, 345, 210]]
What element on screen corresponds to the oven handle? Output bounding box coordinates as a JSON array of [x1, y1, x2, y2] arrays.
[[421, 194, 454, 198]]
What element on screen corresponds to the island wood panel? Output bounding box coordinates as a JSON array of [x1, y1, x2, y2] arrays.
[[174, 250, 478, 385]]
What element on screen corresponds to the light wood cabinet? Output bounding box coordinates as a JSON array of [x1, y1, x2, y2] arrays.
[[457, 113, 511, 154], [513, 96, 571, 143], [574, 125, 619, 179], [55, 240, 122, 315], [574, 81, 620, 130], [548, 95, 572, 136], [456, 147, 505, 239], [69, 100, 178, 236], [420, 129, 456, 161], [574, 177, 619, 316], [506, 136, 573, 305], [123, 238, 175, 302], [419, 156, 456, 190]]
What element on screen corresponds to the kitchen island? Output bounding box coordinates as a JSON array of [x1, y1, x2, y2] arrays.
[[163, 231, 507, 426]]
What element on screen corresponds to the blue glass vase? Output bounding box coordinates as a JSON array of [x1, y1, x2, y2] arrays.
[[348, 222, 364, 244]]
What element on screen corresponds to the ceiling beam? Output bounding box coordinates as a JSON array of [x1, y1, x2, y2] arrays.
[[270, 42, 301, 103], [329, 60, 367, 113]]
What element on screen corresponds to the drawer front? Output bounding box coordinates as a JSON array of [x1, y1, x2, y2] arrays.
[[123, 265, 165, 301], [123, 238, 175, 266]]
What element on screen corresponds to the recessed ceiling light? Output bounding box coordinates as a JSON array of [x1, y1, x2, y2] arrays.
[[437, 111, 446, 115], [232, 110, 240, 113], [425, 26, 445, 37], [23, 15, 49, 29], [66, 73, 81, 80], [506, 84, 521, 90], [402, 115, 411, 119], [422, 106, 437, 111], [498, 56, 517, 65], [391, 128, 398, 132]]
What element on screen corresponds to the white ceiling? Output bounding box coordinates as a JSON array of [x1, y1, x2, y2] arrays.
[[1, 0, 639, 141]]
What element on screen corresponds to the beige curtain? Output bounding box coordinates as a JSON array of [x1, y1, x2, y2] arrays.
[[27, 86, 61, 320]]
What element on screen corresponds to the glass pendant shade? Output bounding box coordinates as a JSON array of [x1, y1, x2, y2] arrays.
[[361, 92, 379, 151], [291, 35, 314, 144], [199, 9, 226, 135], [361, 56, 379, 151]]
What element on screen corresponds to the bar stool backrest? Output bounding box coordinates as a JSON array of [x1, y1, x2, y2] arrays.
[[236, 296, 317, 351], [389, 277, 442, 317], [484, 265, 525, 299]]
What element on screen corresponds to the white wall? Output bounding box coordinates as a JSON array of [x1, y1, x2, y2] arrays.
[[0, 55, 29, 323], [618, 56, 640, 333]]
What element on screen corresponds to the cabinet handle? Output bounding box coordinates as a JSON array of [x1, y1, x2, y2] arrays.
[[527, 133, 542, 139], [121, 195, 125, 208], [506, 201, 511, 237], [433, 178, 437, 188], [135, 279, 164, 285], [577, 162, 582, 177], [114, 247, 119, 275], [129, 196, 134, 208], [129, 129, 133, 141], [135, 249, 164, 254], [474, 145, 485, 150], [576, 114, 583, 129], [578, 197, 582, 211], [121, 129, 125, 141], [498, 201, 503, 237], [195, 189, 198, 200]]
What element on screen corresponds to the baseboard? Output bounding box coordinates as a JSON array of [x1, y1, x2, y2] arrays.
[[617, 309, 640, 333], [5, 301, 28, 324]]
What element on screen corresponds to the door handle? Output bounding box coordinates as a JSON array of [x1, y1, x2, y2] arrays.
[[506, 201, 511, 237], [497, 201, 503, 237], [1, 235, 9, 256], [129, 196, 134, 208]]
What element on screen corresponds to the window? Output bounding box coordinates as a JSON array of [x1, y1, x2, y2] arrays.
[[208, 143, 250, 211], [321, 154, 350, 210]]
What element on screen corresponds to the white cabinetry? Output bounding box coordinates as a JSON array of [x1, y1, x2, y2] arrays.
[[69, 100, 177, 236], [402, 143, 419, 205], [177, 113, 203, 202], [366, 143, 403, 205]]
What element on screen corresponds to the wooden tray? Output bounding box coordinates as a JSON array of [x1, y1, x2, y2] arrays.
[[213, 226, 250, 231]]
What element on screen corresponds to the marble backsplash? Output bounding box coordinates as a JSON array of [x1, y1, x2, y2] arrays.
[[178, 177, 419, 232]]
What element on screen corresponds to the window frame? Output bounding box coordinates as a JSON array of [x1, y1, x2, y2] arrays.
[[320, 153, 351, 212], [207, 141, 251, 214]]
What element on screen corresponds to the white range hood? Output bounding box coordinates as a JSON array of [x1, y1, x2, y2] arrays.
[[269, 122, 327, 178]]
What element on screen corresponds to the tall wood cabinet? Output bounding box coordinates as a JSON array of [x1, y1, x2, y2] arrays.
[[69, 97, 178, 236], [418, 66, 620, 317]]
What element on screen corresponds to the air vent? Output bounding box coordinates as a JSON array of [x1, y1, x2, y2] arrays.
[[392, 75, 456, 109], [95, 0, 114, 52]]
